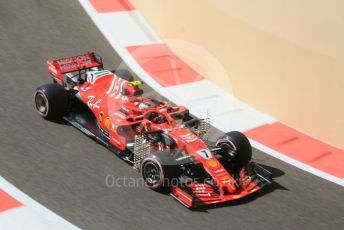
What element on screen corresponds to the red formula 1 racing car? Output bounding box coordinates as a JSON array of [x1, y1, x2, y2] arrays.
[[34, 53, 272, 208]]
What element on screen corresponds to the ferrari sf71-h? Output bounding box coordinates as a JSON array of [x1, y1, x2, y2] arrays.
[[34, 52, 272, 208]]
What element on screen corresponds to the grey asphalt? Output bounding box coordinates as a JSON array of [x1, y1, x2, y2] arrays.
[[0, 0, 343, 229]]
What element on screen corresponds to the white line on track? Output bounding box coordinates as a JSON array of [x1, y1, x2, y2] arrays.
[[0, 177, 80, 229]]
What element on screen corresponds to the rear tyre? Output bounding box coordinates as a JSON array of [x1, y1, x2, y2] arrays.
[[216, 131, 252, 168], [34, 83, 68, 120], [115, 69, 134, 82]]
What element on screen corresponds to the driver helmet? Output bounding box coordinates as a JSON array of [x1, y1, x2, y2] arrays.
[[121, 80, 143, 102], [138, 102, 152, 110]]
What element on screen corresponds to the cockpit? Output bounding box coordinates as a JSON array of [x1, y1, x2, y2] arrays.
[[145, 111, 168, 124]]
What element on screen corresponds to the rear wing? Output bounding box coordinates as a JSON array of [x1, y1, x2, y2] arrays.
[[47, 52, 103, 80]]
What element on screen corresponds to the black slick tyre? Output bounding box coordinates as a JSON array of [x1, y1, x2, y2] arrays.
[[216, 131, 252, 168], [34, 83, 68, 120]]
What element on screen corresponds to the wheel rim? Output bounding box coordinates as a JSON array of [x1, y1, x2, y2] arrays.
[[220, 143, 237, 159], [35, 93, 47, 115], [143, 162, 161, 186]]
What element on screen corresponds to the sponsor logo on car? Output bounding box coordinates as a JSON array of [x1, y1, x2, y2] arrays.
[[179, 133, 198, 143], [87, 96, 102, 109]]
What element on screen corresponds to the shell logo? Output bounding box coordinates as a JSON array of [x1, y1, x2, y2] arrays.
[[104, 117, 112, 131], [207, 159, 219, 168]]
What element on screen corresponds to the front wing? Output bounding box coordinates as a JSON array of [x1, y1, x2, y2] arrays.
[[170, 163, 272, 208]]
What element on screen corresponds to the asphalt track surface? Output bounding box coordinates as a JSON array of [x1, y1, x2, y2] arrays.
[[0, 1, 343, 229]]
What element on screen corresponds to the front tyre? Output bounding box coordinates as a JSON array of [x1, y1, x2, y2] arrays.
[[34, 83, 68, 120], [141, 159, 164, 190], [216, 131, 252, 168], [141, 154, 180, 191]]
